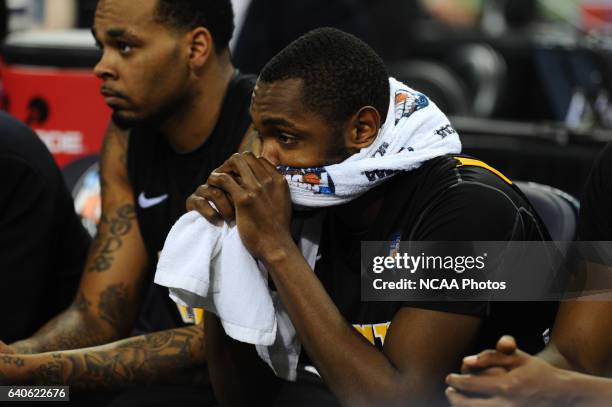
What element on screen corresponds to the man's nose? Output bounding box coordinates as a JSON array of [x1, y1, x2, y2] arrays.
[[93, 51, 118, 80]]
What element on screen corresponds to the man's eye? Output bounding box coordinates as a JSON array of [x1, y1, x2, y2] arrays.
[[117, 42, 133, 54], [278, 134, 296, 144]]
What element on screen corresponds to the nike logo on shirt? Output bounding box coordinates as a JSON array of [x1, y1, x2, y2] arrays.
[[138, 192, 169, 209]]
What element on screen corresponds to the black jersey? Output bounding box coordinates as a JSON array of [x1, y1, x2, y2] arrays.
[[578, 142, 612, 241], [127, 73, 256, 332], [0, 112, 90, 342], [306, 155, 557, 367]]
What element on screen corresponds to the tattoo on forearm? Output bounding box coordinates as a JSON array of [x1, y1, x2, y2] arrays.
[[11, 292, 107, 354], [33, 360, 65, 384], [9, 343, 38, 355], [88, 204, 136, 273], [98, 283, 131, 334], [1, 355, 25, 367], [18, 328, 106, 355], [32, 326, 205, 389], [73, 292, 91, 312]]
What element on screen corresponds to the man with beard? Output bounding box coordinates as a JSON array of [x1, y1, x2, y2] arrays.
[[0, 0, 255, 405]]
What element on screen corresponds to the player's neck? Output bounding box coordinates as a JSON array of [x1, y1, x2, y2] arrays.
[[161, 52, 236, 153]]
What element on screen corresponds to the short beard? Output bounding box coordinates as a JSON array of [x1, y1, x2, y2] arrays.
[[111, 112, 141, 130], [110, 91, 189, 131]]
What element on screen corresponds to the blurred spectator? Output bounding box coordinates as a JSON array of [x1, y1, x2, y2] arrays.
[[5, 0, 75, 31], [531, 0, 612, 127], [0, 111, 90, 343], [479, 0, 538, 35], [232, 0, 371, 74], [539, 0, 580, 24], [6, 0, 43, 30], [43, 0, 75, 29], [365, 0, 484, 61], [421, 0, 482, 28], [539, 0, 612, 31]]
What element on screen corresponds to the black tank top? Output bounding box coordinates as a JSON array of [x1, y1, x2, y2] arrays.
[[127, 73, 256, 332]]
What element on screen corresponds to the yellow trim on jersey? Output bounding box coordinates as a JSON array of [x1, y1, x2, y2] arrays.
[[352, 322, 392, 346], [160, 251, 205, 326], [454, 157, 513, 185], [177, 304, 204, 325], [194, 308, 204, 325]]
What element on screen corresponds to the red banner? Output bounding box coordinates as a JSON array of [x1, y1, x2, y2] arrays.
[[582, 2, 612, 30], [1, 64, 110, 167]]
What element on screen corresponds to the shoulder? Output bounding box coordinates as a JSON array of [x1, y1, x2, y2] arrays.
[[387, 155, 541, 241], [0, 113, 64, 193], [388, 155, 524, 208], [0, 112, 56, 172], [0, 155, 45, 198]]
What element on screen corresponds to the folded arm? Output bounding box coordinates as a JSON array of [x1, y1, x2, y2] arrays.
[[2, 324, 206, 389], [448, 335, 612, 407]]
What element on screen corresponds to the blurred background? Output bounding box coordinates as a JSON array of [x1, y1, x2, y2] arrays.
[[1, 0, 612, 232]]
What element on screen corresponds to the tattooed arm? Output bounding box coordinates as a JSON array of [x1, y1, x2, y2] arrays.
[[10, 122, 149, 354], [1, 324, 207, 389], [3, 123, 209, 388]]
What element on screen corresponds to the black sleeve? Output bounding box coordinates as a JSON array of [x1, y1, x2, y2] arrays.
[[411, 183, 522, 241], [0, 156, 56, 341], [577, 143, 612, 241], [401, 182, 525, 318], [0, 156, 53, 268]]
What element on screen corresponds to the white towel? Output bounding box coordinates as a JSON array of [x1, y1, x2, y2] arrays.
[[155, 212, 279, 345], [279, 77, 461, 207], [154, 77, 461, 381], [154, 211, 321, 381]]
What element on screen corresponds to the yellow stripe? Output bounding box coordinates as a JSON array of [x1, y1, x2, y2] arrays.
[[177, 304, 205, 325], [194, 308, 204, 325], [353, 325, 375, 345], [454, 157, 513, 185]]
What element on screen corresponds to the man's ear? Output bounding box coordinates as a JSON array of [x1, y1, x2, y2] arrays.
[[187, 27, 213, 71], [345, 106, 381, 150]]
